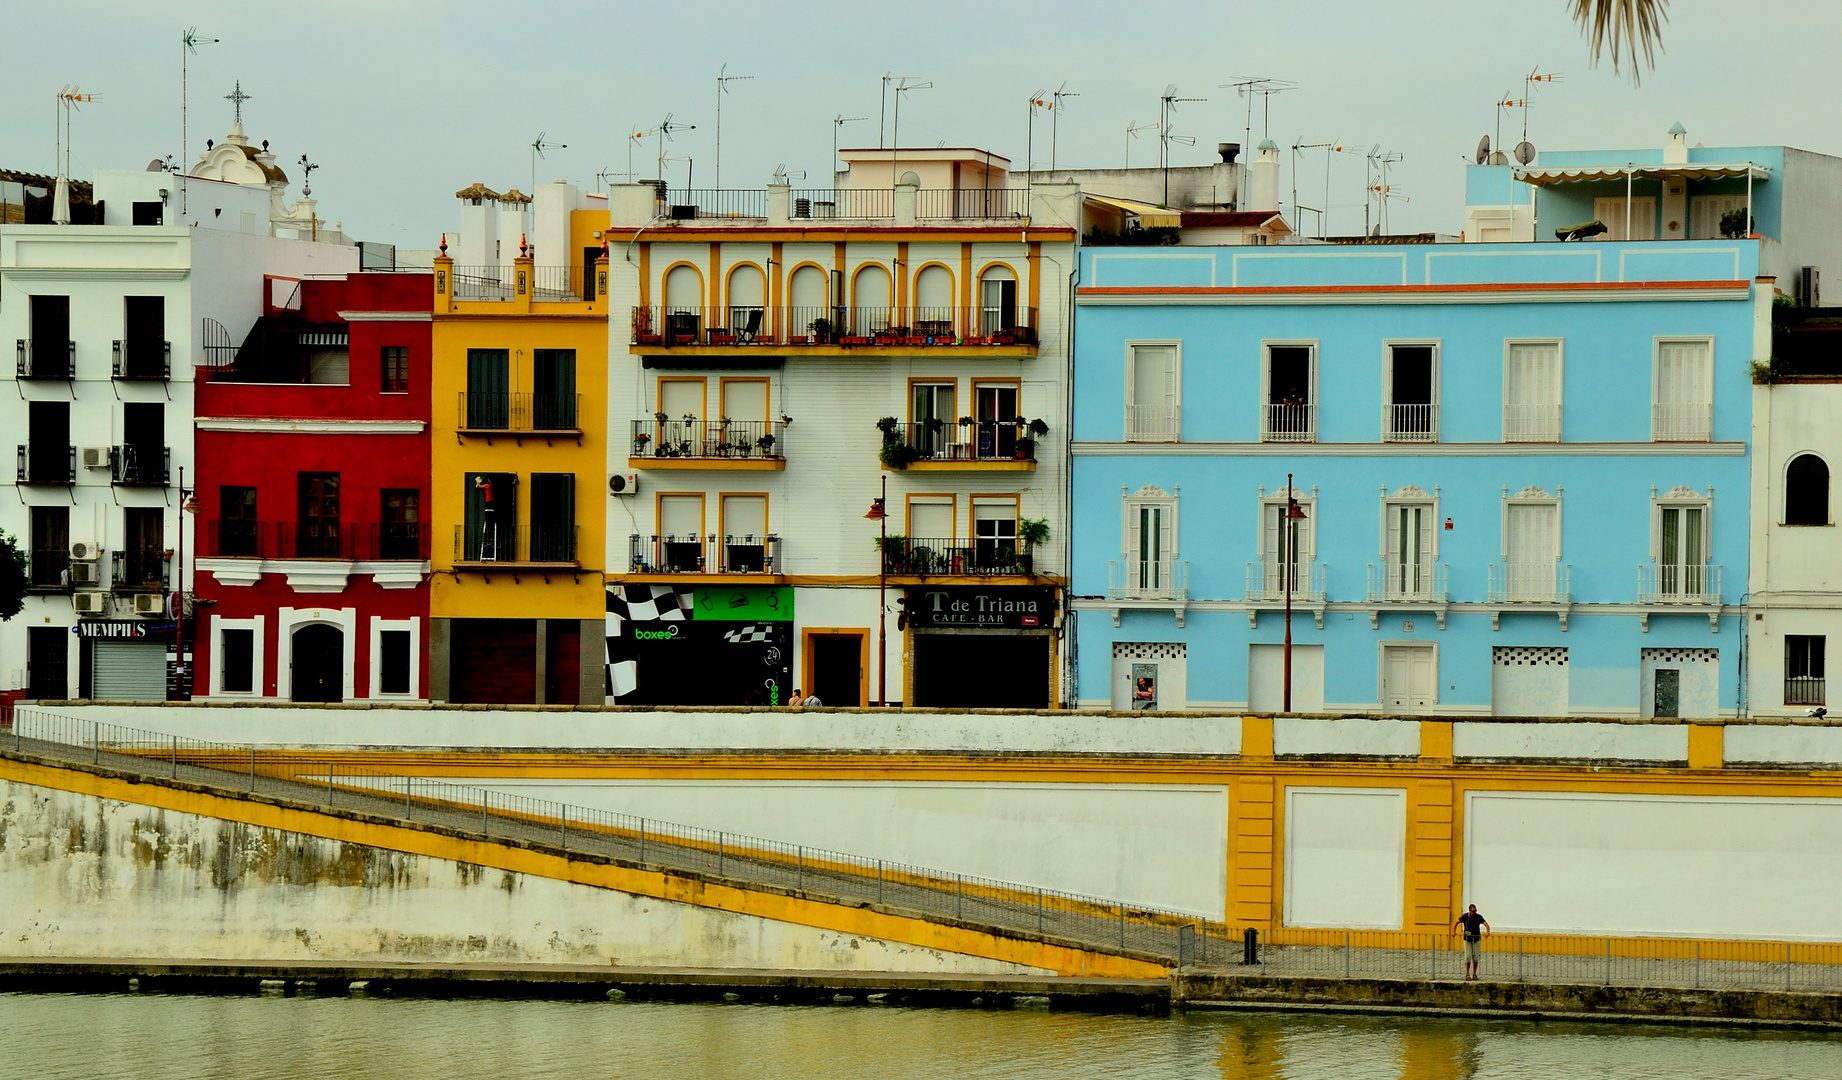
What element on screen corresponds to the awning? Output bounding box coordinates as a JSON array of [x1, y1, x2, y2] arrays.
[[1515, 162, 1771, 187], [1084, 194, 1183, 228]]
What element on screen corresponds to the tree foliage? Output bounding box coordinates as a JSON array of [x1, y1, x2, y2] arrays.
[[0, 529, 27, 622], [1570, 0, 1670, 83]]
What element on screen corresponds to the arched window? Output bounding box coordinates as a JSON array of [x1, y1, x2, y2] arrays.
[[852, 264, 891, 334], [914, 264, 954, 331], [978, 264, 1017, 335], [725, 264, 765, 339], [788, 265, 830, 341], [1787, 454, 1830, 525]]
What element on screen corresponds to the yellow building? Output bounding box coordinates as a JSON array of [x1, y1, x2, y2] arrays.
[[428, 197, 609, 704]]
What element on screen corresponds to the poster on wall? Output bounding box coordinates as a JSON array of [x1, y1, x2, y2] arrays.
[[604, 584, 794, 706], [1132, 663, 1158, 710]]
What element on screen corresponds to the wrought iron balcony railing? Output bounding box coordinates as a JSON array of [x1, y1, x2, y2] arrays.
[[1385, 403, 1438, 443], [112, 338, 171, 380], [1652, 402, 1713, 442], [1504, 404, 1562, 443], [1109, 558, 1188, 601], [627, 533, 783, 575], [631, 419, 785, 462], [1262, 403, 1316, 443], [454, 523, 579, 565], [110, 548, 169, 594], [1246, 561, 1327, 603], [457, 391, 581, 433], [881, 537, 1031, 577], [110, 445, 170, 487], [1366, 562, 1449, 603], [16, 338, 74, 379], [16, 444, 76, 485], [1488, 562, 1572, 604], [631, 305, 1038, 348], [885, 421, 1036, 463], [1785, 676, 1826, 706], [1637, 562, 1721, 605], [1124, 404, 1181, 443]]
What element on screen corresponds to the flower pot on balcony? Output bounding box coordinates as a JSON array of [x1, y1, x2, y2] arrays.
[[637, 333, 662, 344], [1015, 437, 1035, 460], [791, 334, 810, 344]]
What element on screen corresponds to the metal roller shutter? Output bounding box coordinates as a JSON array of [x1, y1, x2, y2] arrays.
[[92, 640, 167, 700]]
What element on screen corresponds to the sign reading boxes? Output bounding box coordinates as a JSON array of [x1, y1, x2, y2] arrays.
[[610, 585, 794, 706], [906, 585, 1057, 630]]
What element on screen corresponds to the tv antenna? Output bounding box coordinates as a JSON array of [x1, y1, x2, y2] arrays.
[[1291, 140, 1346, 239], [832, 114, 868, 187], [1158, 84, 1206, 206], [1366, 146, 1405, 235], [714, 64, 754, 189], [1026, 89, 1049, 181], [55, 85, 100, 180], [653, 114, 693, 185], [530, 130, 566, 196], [1049, 82, 1078, 172], [1515, 66, 1560, 164], [180, 27, 219, 216], [889, 77, 931, 185], [1124, 120, 1157, 169], [1224, 77, 1294, 208]]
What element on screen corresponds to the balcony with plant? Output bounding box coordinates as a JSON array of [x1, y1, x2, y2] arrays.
[[875, 416, 1044, 471], [630, 415, 787, 470]]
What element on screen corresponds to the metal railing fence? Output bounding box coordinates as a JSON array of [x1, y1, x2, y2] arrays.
[[630, 305, 1038, 347], [631, 418, 785, 461], [16, 338, 75, 379], [1108, 558, 1188, 601]]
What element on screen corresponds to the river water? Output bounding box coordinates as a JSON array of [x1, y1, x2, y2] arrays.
[[3, 991, 1839, 1080]]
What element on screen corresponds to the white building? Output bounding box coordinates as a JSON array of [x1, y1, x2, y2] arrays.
[[601, 150, 1078, 707], [4, 119, 358, 701]]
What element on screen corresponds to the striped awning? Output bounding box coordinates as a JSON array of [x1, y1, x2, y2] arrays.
[[294, 331, 349, 347], [1084, 194, 1183, 228], [1515, 162, 1771, 187]]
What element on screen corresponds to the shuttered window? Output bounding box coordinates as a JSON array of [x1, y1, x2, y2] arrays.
[[1504, 342, 1562, 442], [1126, 344, 1179, 442], [1653, 340, 1712, 441]]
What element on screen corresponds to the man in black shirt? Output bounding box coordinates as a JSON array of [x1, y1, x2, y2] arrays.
[[1452, 904, 1490, 980]]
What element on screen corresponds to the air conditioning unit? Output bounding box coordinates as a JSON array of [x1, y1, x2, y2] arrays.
[[81, 447, 110, 469], [132, 592, 166, 615], [69, 540, 101, 561], [73, 591, 107, 615], [1800, 266, 1821, 308], [68, 561, 100, 586], [608, 472, 639, 497]]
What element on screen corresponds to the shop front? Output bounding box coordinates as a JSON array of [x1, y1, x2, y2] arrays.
[[76, 619, 187, 701], [605, 583, 793, 706], [904, 584, 1058, 709]]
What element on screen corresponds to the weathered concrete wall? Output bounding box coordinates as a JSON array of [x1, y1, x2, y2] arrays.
[[0, 778, 1049, 975]]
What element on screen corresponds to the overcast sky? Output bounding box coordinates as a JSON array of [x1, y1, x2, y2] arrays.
[[4, 1, 1838, 246]]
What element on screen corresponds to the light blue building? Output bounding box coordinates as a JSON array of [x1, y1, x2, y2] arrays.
[[1070, 237, 1761, 716]]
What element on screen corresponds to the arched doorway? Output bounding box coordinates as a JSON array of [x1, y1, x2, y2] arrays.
[[291, 624, 345, 703]]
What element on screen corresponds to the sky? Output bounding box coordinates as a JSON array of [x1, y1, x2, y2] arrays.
[[3, 0, 1839, 247]]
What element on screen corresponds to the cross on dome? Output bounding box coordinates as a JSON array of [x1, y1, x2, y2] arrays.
[[225, 80, 251, 125]]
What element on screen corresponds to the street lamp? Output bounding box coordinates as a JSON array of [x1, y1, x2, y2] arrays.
[[864, 475, 888, 707], [1283, 471, 1308, 714], [176, 466, 200, 700]]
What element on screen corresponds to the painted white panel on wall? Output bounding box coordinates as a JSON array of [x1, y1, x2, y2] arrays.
[[443, 779, 1229, 919], [1274, 718, 1419, 757], [1249, 644, 1324, 713], [1466, 791, 1842, 941], [1283, 787, 1406, 930]]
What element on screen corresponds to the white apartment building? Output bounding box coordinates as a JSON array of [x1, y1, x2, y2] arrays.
[[3, 118, 357, 701], [601, 149, 1077, 708]]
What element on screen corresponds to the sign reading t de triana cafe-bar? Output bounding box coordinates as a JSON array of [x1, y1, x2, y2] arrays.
[[903, 584, 1057, 709]]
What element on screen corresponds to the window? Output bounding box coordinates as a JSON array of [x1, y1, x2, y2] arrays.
[[1501, 487, 1561, 601], [726, 264, 765, 338], [296, 472, 341, 558], [378, 629, 412, 695], [972, 498, 1019, 571], [853, 264, 892, 334], [1261, 343, 1316, 443], [380, 346, 408, 393], [1256, 486, 1315, 599], [463, 472, 516, 561], [979, 265, 1018, 336], [132, 201, 164, 226], [913, 265, 954, 333], [1690, 194, 1748, 240], [28, 294, 70, 377], [1786, 454, 1830, 525], [465, 348, 509, 429], [120, 402, 165, 485], [910, 381, 956, 458], [788, 264, 830, 336], [1653, 339, 1712, 441], [1382, 492, 1437, 599], [1504, 341, 1562, 442], [664, 264, 705, 342], [974, 381, 1020, 459], [719, 493, 769, 572], [1125, 342, 1180, 442], [529, 473, 576, 562], [1593, 195, 1657, 240], [29, 506, 68, 587], [907, 496, 954, 542], [1384, 344, 1438, 442], [122, 506, 164, 588], [1121, 486, 1178, 597], [1656, 498, 1708, 598], [532, 348, 576, 430], [721, 377, 769, 430], [1787, 636, 1825, 706], [219, 485, 258, 556], [220, 628, 255, 693], [656, 493, 704, 571], [122, 296, 167, 378], [25, 401, 70, 484], [379, 489, 420, 559]]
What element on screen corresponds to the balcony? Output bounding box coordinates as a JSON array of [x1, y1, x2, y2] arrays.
[[629, 305, 1038, 355], [1261, 403, 1316, 443], [1124, 405, 1180, 443], [630, 418, 786, 470], [204, 521, 429, 561], [110, 548, 170, 594], [112, 339, 171, 380], [1107, 558, 1189, 627], [882, 537, 1032, 578], [1384, 403, 1438, 443], [16, 444, 75, 485], [626, 533, 783, 577], [27, 550, 70, 591], [454, 523, 580, 570], [879, 421, 1037, 471], [1652, 402, 1712, 442], [1487, 562, 1572, 629], [1637, 562, 1722, 631], [456, 392, 582, 441], [1244, 561, 1327, 628], [1365, 562, 1450, 629], [1504, 404, 1562, 443], [653, 186, 1030, 222], [16, 338, 74, 379], [110, 445, 170, 487], [450, 265, 596, 303], [1786, 676, 1826, 706]]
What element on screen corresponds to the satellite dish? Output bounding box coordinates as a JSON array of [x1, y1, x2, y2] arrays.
[[1475, 135, 1491, 165], [1514, 140, 1536, 165], [1488, 151, 1508, 166], [145, 159, 165, 172]]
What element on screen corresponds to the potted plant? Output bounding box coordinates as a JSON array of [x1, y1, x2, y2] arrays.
[[1018, 518, 1049, 574], [809, 317, 833, 344], [925, 416, 944, 435], [875, 533, 908, 570], [755, 433, 777, 456], [654, 410, 669, 424], [875, 416, 900, 437]]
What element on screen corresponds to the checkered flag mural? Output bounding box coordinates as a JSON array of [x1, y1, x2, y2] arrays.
[[721, 624, 773, 644], [604, 585, 693, 699]]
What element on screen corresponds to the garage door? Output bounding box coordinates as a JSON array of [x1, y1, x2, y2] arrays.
[[911, 632, 1050, 708], [92, 640, 167, 700]]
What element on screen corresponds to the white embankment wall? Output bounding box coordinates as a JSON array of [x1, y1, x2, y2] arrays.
[[0, 779, 1048, 974]]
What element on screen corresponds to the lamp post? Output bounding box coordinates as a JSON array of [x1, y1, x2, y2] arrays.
[[1283, 472, 1308, 714], [864, 475, 889, 707], [176, 466, 200, 700]]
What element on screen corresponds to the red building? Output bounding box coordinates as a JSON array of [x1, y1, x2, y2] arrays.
[[191, 271, 431, 701]]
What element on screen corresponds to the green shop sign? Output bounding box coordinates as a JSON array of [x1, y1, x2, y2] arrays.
[[690, 585, 794, 622]]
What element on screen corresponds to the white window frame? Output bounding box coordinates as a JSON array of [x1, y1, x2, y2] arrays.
[[208, 614, 265, 698], [1258, 483, 1318, 565], [1500, 485, 1563, 561], [369, 615, 422, 700], [1123, 339, 1182, 442], [1379, 485, 1440, 600], [1650, 485, 1714, 565], [1120, 484, 1179, 597], [1651, 336, 1714, 442], [1502, 338, 1564, 443], [1381, 340, 1440, 443], [1260, 339, 1319, 443]]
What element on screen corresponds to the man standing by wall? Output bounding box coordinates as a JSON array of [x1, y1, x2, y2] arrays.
[[1453, 904, 1490, 980]]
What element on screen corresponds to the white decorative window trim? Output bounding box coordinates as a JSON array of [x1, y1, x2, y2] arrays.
[[1381, 339, 1441, 442], [1499, 485, 1563, 560], [1378, 484, 1441, 559], [1123, 339, 1183, 443], [368, 615, 422, 700], [1260, 339, 1319, 442], [1120, 484, 1179, 558], [1650, 336, 1715, 442], [1257, 482, 1317, 562], [1650, 484, 1714, 563], [207, 614, 265, 698], [276, 605, 358, 703], [1501, 338, 1565, 443]]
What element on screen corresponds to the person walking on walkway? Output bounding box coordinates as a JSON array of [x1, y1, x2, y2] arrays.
[[1452, 904, 1490, 980]]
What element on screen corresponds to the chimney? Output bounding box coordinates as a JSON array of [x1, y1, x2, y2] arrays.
[[1665, 122, 1689, 165], [1248, 139, 1280, 213], [1218, 142, 1241, 164]]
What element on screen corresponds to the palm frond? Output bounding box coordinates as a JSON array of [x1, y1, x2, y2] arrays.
[[1569, 0, 1670, 83]]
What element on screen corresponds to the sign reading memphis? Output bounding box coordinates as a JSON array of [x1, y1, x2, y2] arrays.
[[911, 586, 1056, 629]]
